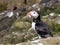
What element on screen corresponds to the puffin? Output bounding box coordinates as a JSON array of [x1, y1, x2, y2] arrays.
[[26, 10, 53, 38]]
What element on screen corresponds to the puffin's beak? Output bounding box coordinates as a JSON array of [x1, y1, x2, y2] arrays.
[[24, 12, 32, 18]]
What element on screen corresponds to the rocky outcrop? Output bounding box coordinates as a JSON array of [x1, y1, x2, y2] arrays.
[[0, 37, 60, 45], [15, 37, 60, 45]]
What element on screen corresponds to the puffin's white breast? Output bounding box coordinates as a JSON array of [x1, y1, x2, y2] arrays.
[[6, 11, 13, 18], [32, 22, 36, 30]]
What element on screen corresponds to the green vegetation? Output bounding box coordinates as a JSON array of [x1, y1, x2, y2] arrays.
[[51, 22, 60, 35], [40, 5, 60, 16], [54, 5, 60, 14]]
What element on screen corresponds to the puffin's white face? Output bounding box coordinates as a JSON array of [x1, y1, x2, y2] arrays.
[[26, 11, 39, 18]]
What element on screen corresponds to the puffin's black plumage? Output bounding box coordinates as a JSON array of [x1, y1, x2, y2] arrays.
[[33, 11, 53, 38], [13, 6, 17, 11], [35, 20, 53, 38]]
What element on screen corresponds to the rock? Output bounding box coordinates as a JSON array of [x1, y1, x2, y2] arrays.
[[15, 37, 60, 45], [0, 37, 60, 45]]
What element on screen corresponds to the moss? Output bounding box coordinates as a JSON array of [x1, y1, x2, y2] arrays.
[[40, 5, 60, 16], [54, 5, 60, 14], [47, 21, 60, 35]]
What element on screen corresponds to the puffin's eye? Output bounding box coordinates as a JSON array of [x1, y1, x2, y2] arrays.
[[34, 12, 35, 14]]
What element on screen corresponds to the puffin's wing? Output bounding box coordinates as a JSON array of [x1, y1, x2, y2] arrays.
[[35, 21, 51, 33], [35, 26, 50, 33]]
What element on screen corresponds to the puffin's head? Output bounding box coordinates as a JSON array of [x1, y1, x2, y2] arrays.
[[26, 10, 39, 19]]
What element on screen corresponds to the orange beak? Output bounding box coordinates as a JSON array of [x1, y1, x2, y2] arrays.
[[26, 11, 32, 18]]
